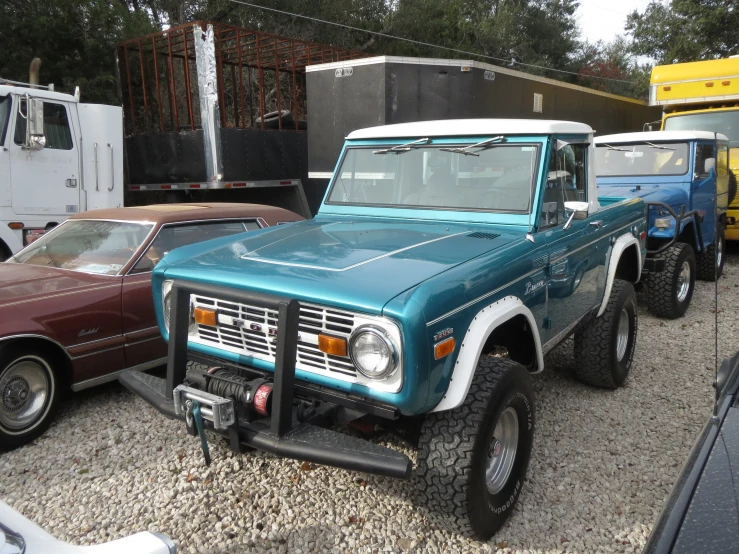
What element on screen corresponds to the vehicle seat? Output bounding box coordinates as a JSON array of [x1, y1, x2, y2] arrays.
[[418, 168, 453, 206]]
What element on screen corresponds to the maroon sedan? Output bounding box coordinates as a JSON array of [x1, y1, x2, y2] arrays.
[[0, 203, 302, 448]]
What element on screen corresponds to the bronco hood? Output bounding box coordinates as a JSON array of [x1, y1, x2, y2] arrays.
[[159, 218, 521, 313]]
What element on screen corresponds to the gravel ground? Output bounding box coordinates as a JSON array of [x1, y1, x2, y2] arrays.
[[2, 245, 738, 554]]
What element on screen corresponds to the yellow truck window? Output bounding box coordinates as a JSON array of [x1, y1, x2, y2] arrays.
[[664, 110, 739, 147]]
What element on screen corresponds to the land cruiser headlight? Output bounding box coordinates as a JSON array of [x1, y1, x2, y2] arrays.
[[162, 280, 195, 334], [349, 325, 397, 379]]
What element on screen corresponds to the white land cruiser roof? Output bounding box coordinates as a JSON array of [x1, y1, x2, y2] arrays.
[[595, 130, 728, 144], [347, 119, 593, 140]]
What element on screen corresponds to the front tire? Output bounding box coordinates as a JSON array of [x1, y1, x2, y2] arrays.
[[646, 242, 696, 319], [416, 357, 534, 539], [0, 347, 60, 449], [574, 279, 638, 389], [696, 226, 725, 282]]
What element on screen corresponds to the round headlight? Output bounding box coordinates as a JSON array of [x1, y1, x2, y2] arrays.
[[349, 326, 397, 379], [161, 280, 195, 334], [163, 291, 172, 332]]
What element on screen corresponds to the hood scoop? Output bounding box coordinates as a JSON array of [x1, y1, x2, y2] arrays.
[[467, 232, 500, 240]]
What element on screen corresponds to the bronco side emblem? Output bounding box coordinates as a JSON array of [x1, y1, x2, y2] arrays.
[[433, 328, 453, 342]]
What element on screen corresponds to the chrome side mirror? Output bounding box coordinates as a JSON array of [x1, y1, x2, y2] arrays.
[[21, 96, 45, 151], [563, 201, 589, 230]]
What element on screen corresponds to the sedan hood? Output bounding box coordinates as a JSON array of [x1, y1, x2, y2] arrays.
[[0, 263, 114, 306], [159, 218, 521, 313]]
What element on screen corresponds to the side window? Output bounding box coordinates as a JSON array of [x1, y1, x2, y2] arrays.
[[540, 142, 588, 228], [14, 101, 73, 150], [130, 220, 260, 273], [717, 144, 728, 177], [695, 144, 714, 177]]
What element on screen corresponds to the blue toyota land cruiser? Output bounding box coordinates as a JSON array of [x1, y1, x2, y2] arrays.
[[122, 119, 649, 539], [596, 131, 734, 319]]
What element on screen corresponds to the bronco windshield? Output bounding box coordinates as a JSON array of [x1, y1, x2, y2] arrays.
[[326, 143, 540, 213], [595, 142, 690, 177], [664, 110, 739, 147], [11, 220, 153, 275]]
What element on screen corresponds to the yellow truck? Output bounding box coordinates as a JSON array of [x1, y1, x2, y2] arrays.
[[650, 58, 739, 240]]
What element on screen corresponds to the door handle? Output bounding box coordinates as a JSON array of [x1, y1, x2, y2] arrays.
[[65, 178, 77, 188], [108, 143, 114, 192], [589, 220, 604, 228]]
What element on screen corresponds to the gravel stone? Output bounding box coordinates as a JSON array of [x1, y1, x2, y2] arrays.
[[1, 246, 738, 553]]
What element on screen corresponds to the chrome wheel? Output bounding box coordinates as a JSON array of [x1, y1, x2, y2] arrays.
[[615, 308, 630, 362], [717, 236, 723, 269], [0, 357, 51, 432], [676, 261, 691, 303], [485, 407, 519, 495]]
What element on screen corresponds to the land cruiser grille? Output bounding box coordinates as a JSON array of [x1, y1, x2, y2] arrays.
[[190, 296, 359, 379]]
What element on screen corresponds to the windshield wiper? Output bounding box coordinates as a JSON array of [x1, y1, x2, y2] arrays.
[[373, 137, 430, 155], [601, 143, 630, 152], [439, 136, 506, 156], [645, 141, 675, 150]]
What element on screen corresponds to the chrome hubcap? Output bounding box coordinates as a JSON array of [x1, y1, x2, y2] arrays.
[[485, 407, 519, 495], [676, 261, 691, 303], [616, 308, 630, 362], [0, 359, 50, 431], [717, 237, 723, 269]]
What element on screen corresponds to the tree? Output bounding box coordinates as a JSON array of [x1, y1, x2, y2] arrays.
[[576, 37, 651, 99], [626, 0, 739, 63]]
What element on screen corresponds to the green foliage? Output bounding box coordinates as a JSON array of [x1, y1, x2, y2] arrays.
[[576, 37, 651, 99], [626, 0, 739, 63]]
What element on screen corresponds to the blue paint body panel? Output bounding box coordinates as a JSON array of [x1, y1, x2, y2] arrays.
[[154, 132, 647, 415]]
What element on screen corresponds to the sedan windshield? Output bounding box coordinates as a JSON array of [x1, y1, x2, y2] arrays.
[[595, 142, 689, 177], [11, 220, 153, 275], [664, 110, 739, 147], [326, 143, 539, 213]]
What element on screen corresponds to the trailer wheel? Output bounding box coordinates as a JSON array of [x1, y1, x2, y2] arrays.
[[415, 357, 534, 540], [574, 280, 637, 389], [0, 241, 10, 262], [696, 225, 725, 281], [646, 243, 695, 319]]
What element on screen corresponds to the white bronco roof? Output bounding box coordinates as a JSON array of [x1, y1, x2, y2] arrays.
[[347, 119, 593, 140], [595, 130, 728, 144]]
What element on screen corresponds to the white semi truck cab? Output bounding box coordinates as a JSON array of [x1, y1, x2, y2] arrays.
[[0, 82, 123, 259]]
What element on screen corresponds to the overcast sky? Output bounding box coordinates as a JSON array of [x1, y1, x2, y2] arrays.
[[575, 0, 653, 44]]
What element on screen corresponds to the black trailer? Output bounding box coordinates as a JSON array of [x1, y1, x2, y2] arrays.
[[306, 56, 661, 184]]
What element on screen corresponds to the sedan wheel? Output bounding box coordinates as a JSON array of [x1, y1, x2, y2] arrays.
[[0, 349, 59, 449]]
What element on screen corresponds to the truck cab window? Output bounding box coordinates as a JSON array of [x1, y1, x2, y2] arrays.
[[0, 96, 9, 145], [540, 142, 588, 228], [695, 144, 714, 178], [14, 101, 73, 150]]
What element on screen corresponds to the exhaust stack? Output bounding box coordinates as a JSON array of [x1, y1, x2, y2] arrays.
[[28, 58, 41, 88]]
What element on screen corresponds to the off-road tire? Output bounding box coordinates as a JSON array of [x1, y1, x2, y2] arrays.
[[415, 357, 534, 540], [574, 279, 637, 389], [729, 170, 737, 205], [646, 243, 696, 319], [696, 226, 725, 282], [0, 346, 60, 449]]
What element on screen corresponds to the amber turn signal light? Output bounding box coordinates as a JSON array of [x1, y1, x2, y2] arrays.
[[318, 334, 347, 357], [434, 337, 455, 360], [193, 307, 217, 326], [8, 222, 23, 230]]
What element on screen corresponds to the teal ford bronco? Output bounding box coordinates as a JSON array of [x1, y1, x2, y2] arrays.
[[122, 119, 648, 539]]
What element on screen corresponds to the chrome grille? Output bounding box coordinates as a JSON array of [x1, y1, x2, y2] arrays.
[[190, 295, 359, 379]]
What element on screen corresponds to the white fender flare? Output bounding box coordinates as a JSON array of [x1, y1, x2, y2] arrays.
[[432, 295, 543, 413], [597, 233, 641, 317], [0, 223, 22, 255]]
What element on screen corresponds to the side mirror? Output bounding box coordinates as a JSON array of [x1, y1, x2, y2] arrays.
[[704, 157, 716, 175], [22, 96, 45, 151], [563, 201, 589, 230]]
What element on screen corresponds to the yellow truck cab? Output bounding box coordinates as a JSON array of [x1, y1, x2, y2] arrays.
[[650, 58, 739, 240]]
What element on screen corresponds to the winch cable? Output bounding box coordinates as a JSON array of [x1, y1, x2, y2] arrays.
[[191, 401, 212, 466]]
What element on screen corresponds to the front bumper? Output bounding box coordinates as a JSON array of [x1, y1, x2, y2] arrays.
[[120, 279, 412, 480]]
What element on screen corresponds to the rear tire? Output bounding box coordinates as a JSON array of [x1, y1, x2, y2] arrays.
[[696, 226, 725, 282], [416, 357, 534, 539], [646, 243, 695, 319], [728, 170, 737, 205], [0, 346, 60, 449], [574, 279, 637, 389]]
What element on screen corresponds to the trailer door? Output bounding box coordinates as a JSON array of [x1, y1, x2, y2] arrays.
[[8, 97, 81, 217]]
